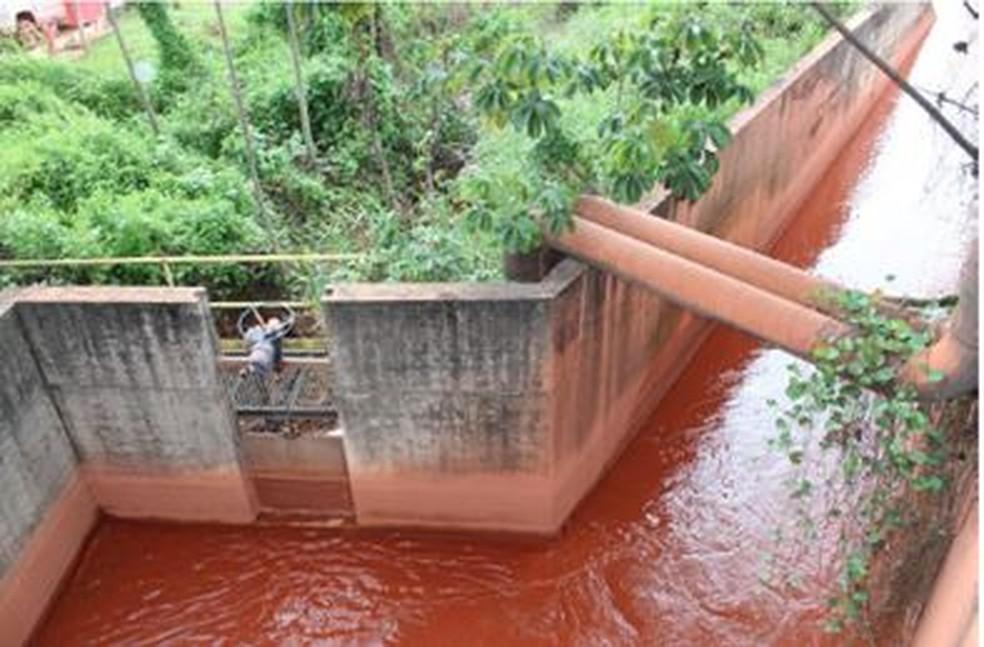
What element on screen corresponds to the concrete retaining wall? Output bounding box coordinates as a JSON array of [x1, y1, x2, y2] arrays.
[[325, 3, 934, 534], [0, 287, 263, 642], [0, 291, 98, 645], [15, 287, 256, 524]]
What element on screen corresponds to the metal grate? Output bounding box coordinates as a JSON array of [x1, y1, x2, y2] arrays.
[[221, 361, 337, 434]]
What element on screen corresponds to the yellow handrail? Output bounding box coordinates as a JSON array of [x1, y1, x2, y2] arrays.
[[0, 252, 362, 268], [210, 300, 311, 309]]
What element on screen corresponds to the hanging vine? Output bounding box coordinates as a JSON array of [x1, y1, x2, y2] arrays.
[[136, 3, 200, 96], [767, 287, 956, 633]]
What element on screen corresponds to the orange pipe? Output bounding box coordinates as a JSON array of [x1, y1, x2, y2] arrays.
[[548, 217, 849, 359], [575, 195, 838, 313], [902, 241, 977, 399]]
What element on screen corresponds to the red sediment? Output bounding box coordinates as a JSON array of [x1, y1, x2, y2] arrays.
[[0, 473, 97, 646], [82, 464, 258, 524], [250, 470, 353, 515]]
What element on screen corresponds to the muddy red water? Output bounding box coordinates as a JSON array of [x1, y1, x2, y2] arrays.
[[35, 9, 977, 646]]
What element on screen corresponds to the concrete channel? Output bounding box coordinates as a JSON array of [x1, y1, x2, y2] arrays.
[[0, 4, 973, 644]]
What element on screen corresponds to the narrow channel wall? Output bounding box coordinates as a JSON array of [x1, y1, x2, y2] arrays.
[[15, 287, 257, 523], [0, 291, 97, 646], [649, 4, 931, 247], [325, 3, 934, 534]]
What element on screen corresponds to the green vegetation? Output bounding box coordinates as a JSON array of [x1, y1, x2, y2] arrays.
[[0, 3, 840, 298], [462, 9, 764, 251], [767, 287, 958, 634]]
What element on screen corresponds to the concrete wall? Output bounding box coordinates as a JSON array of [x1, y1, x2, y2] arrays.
[[15, 287, 257, 523], [0, 286, 264, 642], [0, 291, 98, 645], [326, 283, 557, 531], [325, 4, 934, 534], [650, 4, 930, 248]]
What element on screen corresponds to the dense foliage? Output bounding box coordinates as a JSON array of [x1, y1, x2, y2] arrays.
[[0, 3, 840, 297], [462, 10, 762, 251], [0, 79, 266, 292]]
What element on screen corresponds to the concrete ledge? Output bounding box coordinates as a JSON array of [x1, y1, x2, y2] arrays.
[[15, 285, 205, 303], [82, 464, 257, 524], [329, 281, 554, 302], [16, 296, 220, 390], [0, 473, 97, 647], [327, 247, 585, 306]]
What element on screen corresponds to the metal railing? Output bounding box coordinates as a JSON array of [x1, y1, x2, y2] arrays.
[[0, 251, 363, 322], [0, 252, 362, 287]]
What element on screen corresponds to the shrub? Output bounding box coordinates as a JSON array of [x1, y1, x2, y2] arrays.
[[0, 81, 74, 127], [0, 56, 140, 121], [0, 102, 272, 296]]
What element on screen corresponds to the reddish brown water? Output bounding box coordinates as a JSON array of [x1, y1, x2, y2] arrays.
[[35, 12, 977, 646]]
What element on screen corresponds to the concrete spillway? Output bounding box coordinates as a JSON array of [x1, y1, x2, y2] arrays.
[[4, 3, 975, 644], [33, 15, 978, 639]]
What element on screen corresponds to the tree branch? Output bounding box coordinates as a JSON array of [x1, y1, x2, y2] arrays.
[[962, 0, 978, 20], [810, 2, 979, 165]]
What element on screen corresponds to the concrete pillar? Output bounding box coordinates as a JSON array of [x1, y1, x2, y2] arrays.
[[323, 282, 558, 533]]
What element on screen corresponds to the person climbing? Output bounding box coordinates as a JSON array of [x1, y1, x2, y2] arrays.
[[237, 307, 295, 378]]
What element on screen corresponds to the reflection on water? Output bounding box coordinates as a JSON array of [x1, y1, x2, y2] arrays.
[[35, 5, 977, 645]]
